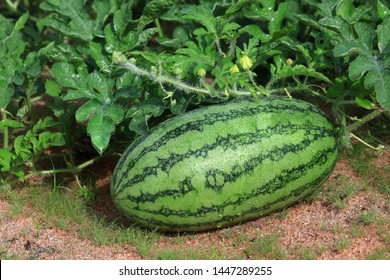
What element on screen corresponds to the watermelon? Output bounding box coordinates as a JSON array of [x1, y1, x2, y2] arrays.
[[111, 97, 338, 232]]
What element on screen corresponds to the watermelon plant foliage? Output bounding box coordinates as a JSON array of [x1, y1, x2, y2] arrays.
[[0, 0, 389, 188]]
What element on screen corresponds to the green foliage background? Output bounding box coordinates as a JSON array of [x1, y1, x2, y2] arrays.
[[0, 0, 389, 187]]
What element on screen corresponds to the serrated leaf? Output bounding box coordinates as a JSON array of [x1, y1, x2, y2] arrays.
[[348, 50, 390, 111], [86, 113, 116, 154]]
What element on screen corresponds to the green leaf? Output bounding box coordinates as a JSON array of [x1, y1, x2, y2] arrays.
[[127, 98, 166, 135], [75, 99, 102, 123], [0, 119, 24, 131], [376, 82, 390, 111], [39, 0, 99, 41], [0, 15, 13, 41], [349, 55, 377, 81], [348, 52, 390, 111], [304, 0, 339, 17], [86, 113, 116, 154], [0, 81, 14, 109], [13, 135, 33, 161], [104, 23, 139, 53], [377, 0, 390, 19], [89, 41, 111, 73], [14, 12, 29, 32], [181, 5, 217, 34], [32, 117, 60, 131], [0, 149, 12, 172], [112, 3, 133, 34], [23, 52, 41, 77], [137, 0, 178, 31], [128, 113, 148, 135], [333, 22, 375, 57], [38, 132, 66, 149], [271, 64, 333, 85], [51, 62, 84, 88], [336, 0, 353, 20], [106, 103, 124, 124], [92, 0, 112, 28], [378, 16, 390, 53], [45, 79, 61, 97], [355, 96, 373, 110], [249, 0, 287, 35], [116, 72, 142, 99], [87, 71, 114, 102]]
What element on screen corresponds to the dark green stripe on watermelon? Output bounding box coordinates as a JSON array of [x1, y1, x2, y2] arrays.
[[111, 98, 338, 232]]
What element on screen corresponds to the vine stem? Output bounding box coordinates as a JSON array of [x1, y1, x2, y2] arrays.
[[1, 155, 105, 191], [1, 109, 9, 150], [113, 52, 328, 99], [349, 133, 384, 154], [346, 108, 384, 132]]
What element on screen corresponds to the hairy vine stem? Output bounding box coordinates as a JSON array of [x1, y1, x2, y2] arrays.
[[0, 154, 106, 191], [112, 52, 332, 100]]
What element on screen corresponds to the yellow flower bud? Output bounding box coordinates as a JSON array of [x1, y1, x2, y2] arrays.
[[174, 67, 182, 76], [112, 51, 127, 65], [239, 55, 253, 70], [229, 64, 239, 74], [286, 58, 293, 66], [197, 68, 206, 78]]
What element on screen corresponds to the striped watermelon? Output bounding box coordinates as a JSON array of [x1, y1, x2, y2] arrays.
[[111, 97, 338, 232]]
